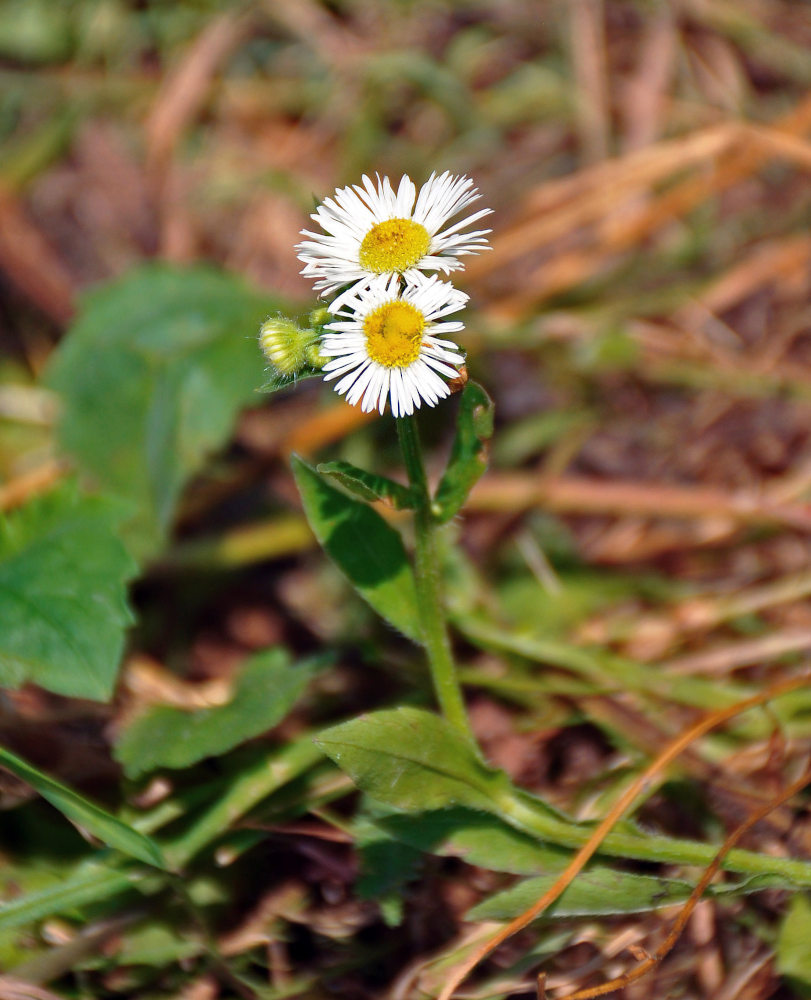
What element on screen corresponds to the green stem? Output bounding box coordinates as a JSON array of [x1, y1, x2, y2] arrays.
[[397, 415, 474, 743]]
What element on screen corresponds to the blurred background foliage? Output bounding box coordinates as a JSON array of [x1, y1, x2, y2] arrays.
[[2, 0, 811, 997]]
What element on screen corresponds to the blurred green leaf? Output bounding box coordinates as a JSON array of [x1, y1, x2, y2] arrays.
[[291, 456, 420, 640], [355, 806, 424, 927], [114, 649, 323, 779], [0, 482, 135, 700], [370, 806, 570, 875], [46, 265, 277, 561], [316, 707, 509, 813], [0, 863, 137, 932], [317, 460, 415, 509], [469, 868, 695, 920], [0, 747, 165, 868], [433, 382, 494, 523], [778, 893, 811, 992]]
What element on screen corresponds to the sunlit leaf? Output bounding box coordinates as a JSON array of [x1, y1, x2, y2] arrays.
[[433, 382, 494, 523], [115, 649, 323, 779], [46, 264, 278, 560], [316, 707, 509, 812], [0, 483, 135, 700], [0, 747, 165, 868], [317, 461, 415, 509], [292, 456, 420, 640]]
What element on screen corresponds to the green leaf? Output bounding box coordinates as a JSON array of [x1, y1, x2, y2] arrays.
[[0, 747, 165, 868], [114, 649, 323, 779], [474, 869, 802, 922], [291, 456, 420, 640], [0, 483, 136, 700], [355, 805, 424, 927], [370, 806, 571, 875], [778, 893, 811, 991], [317, 461, 415, 509], [46, 264, 278, 561], [433, 382, 494, 523], [315, 707, 509, 812], [469, 868, 696, 920], [0, 864, 138, 932]]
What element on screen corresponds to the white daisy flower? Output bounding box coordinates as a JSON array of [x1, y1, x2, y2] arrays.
[[320, 273, 468, 418], [296, 171, 491, 301]]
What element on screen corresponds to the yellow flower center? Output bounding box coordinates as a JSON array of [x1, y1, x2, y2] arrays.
[[358, 218, 431, 273], [364, 300, 425, 368]]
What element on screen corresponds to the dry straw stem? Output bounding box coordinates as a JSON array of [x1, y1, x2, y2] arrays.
[[0, 459, 67, 513], [436, 670, 811, 1000], [551, 765, 811, 1000], [472, 93, 811, 316]]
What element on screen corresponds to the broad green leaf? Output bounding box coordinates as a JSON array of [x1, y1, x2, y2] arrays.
[[433, 382, 494, 523], [114, 649, 323, 779], [370, 806, 571, 875], [0, 747, 165, 868], [315, 707, 510, 812], [778, 893, 811, 990], [291, 456, 420, 640], [46, 265, 278, 560], [0, 483, 136, 700], [317, 461, 415, 510]]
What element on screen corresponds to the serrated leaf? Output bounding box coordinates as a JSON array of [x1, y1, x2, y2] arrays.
[[46, 265, 278, 561], [291, 456, 420, 640], [317, 461, 415, 509], [0, 747, 165, 868], [433, 382, 494, 523], [114, 649, 323, 779], [316, 707, 509, 812], [0, 483, 136, 700]]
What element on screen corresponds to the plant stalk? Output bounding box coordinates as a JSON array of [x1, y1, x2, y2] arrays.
[[397, 415, 474, 743]]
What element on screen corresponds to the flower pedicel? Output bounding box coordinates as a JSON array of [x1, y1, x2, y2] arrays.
[[296, 171, 491, 302]]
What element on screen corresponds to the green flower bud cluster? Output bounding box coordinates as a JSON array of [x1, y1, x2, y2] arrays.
[[258, 309, 329, 378]]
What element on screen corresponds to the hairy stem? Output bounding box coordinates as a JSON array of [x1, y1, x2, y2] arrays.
[[397, 415, 474, 743]]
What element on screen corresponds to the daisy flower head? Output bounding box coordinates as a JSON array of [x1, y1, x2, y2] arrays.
[[320, 272, 468, 418], [296, 171, 491, 301]]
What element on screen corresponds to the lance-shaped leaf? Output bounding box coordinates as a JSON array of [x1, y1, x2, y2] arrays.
[[114, 649, 324, 778], [433, 382, 494, 523], [292, 456, 420, 640], [316, 707, 510, 813], [46, 265, 278, 561], [0, 747, 165, 869], [0, 483, 136, 700], [317, 461, 415, 509]]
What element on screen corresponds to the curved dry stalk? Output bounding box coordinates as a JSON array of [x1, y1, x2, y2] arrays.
[[436, 670, 811, 1000]]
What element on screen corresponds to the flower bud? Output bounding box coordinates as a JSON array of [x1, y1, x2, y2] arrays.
[[259, 317, 312, 376]]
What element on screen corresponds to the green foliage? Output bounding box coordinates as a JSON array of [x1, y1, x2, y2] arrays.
[[778, 893, 811, 993], [355, 805, 424, 927], [292, 456, 420, 640], [471, 869, 696, 920], [433, 382, 494, 523], [316, 707, 510, 813], [368, 806, 570, 875], [0, 483, 135, 700], [317, 460, 416, 509], [114, 649, 323, 779], [0, 747, 164, 868], [46, 265, 278, 561]]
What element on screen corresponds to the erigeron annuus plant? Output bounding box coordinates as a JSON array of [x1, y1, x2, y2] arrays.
[[259, 171, 811, 998]]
